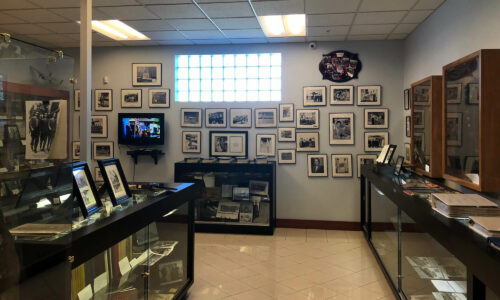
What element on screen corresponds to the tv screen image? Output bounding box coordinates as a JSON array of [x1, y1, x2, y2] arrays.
[[118, 113, 164, 146]]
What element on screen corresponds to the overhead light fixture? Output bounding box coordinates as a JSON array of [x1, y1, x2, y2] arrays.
[[77, 20, 150, 41], [259, 14, 306, 37]]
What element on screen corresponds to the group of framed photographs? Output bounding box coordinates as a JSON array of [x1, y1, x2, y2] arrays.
[[306, 154, 354, 177], [72, 141, 114, 161], [180, 108, 280, 128], [75, 88, 170, 111], [303, 85, 381, 106]]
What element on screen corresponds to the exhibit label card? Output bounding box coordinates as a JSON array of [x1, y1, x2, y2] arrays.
[[93, 272, 109, 293], [77, 284, 93, 300], [118, 257, 131, 275]]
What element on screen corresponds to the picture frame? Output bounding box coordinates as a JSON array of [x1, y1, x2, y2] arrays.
[[255, 108, 277, 128], [404, 143, 411, 162], [93, 141, 114, 160], [296, 132, 319, 152], [331, 154, 352, 177], [364, 108, 388, 129], [406, 116, 411, 137], [121, 89, 142, 108], [278, 127, 296, 142], [4, 124, 21, 141], [413, 86, 431, 106], [205, 108, 227, 128], [72, 161, 102, 218], [404, 89, 410, 110], [182, 131, 201, 153], [414, 132, 425, 151], [97, 158, 132, 206], [413, 109, 424, 129], [72, 141, 80, 160], [307, 154, 328, 177], [357, 85, 381, 106], [132, 63, 162, 87], [256, 134, 276, 157], [91, 115, 108, 138], [249, 180, 269, 196], [181, 108, 202, 128], [364, 132, 389, 152], [233, 187, 250, 201], [357, 154, 377, 178], [75, 89, 81, 111], [467, 83, 479, 104], [94, 89, 113, 111], [446, 83, 462, 104], [329, 113, 354, 145], [394, 156, 405, 176], [95, 166, 104, 182], [149, 88, 170, 108], [330, 85, 353, 105], [383, 144, 397, 164], [229, 108, 252, 128], [303, 86, 327, 106], [279, 103, 294, 122], [446, 112, 462, 146], [278, 149, 296, 164], [209, 131, 248, 157], [296, 109, 319, 129]]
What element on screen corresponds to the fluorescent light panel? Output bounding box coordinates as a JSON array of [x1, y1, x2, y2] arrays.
[[259, 14, 306, 37], [78, 20, 150, 41]]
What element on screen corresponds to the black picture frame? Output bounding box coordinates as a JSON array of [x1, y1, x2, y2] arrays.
[[72, 161, 102, 218], [279, 103, 294, 122], [182, 131, 201, 153], [132, 63, 162, 87], [93, 141, 114, 160], [121, 88, 142, 108], [181, 108, 202, 128], [229, 108, 252, 128], [296, 109, 320, 129], [394, 155, 405, 176], [303, 86, 327, 106], [255, 108, 277, 128], [404, 89, 410, 110], [278, 149, 296, 164], [307, 153, 328, 177], [97, 158, 132, 206], [256, 133, 276, 157], [209, 131, 248, 157], [406, 116, 411, 137], [205, 108, 227, 128], [94, 89, 113, 111], [91, 115, 108, 138]]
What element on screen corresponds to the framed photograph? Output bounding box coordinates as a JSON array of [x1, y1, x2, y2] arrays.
[[93, 141, 114, 160], [181, 108, 202, 128], [121, 89, 142, 108], [158, 260, 183, 285], [278, 127, 296, 142], [95, 89, 113, 111], [278, 149, 296, 164], [256, 134, 276, 157], [91, 115, 108, 138], [182, 131, 201, 153], [413, 109, 424, 129], [97, 158, 132, 206], [467, 83, 479, 104], [329, 113, 354, 145], [357, 154, 377, 178], [383, 144, 397, 164], [446, 112, 462, 146], [279, 103, 294, 122], [205, 108, 227, 128], [4, 124, 20, 141], [404, 89, 410, 110], [249, 180, 269, 196], [414, 132, 424, 151], [229, 108, 252, 128], [332, 154, 352, 177], [149, 89, 170, 108], [209, 131, 248, 157], [357, 85, 381, 106], [464, 156, 479, 173], [364, 108, 388, 129], [255, 108, 277, 128], [303, 86, 326, 106], [364, 132, 388, 152], [95, 167, 104, 182], [72, 141, 80, 160], [307, 154, 328, 177], [72, 161, 102, 218], [132, 63, 162, 87], [406, 116, 411, 137], [446, 83, 462, 104], [330, 85, 353, 105], [296, 132, 319, 152], [404, 143, 411, 162], [75, 89, 80, 111], [413, 86, 430, 106], [296, 109, 319, 129], [233, 187, 250, 201]]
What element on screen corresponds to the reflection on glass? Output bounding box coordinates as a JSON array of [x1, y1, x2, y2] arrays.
[[412, 80, 432, 171]]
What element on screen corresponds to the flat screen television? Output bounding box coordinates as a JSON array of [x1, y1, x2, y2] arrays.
[[118, 113, 164, 146]]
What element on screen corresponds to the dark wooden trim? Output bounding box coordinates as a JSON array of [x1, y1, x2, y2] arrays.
[[276, 219, 360, 231], [3, 81, 69, 99]]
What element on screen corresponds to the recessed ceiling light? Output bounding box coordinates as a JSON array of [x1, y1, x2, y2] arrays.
[[77, 20, 150, 41], [259, 14, 306, 37]]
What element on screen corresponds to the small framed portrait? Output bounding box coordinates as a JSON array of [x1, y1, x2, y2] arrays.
[[329, 113, 354, 145], [464, 156, 479, 173], [406, 116, 411, 137], [132, 63, 162, 87], [205, 108, 227, 128], [404, 143, 411, 162], [446, 112, 462, 146], [467, 83, 479, 104], [279, 103, 294, 122], [249, 180, 269, 196], [94, 89, 113, 111], [75, 89, 81, 111], [97, 158, 132, 206], [413, 86, 430, 106], [95, 167, 104, 182], [404, 89, 410, 110], [209, 131, 248, 157], [278, 149, 296, 164], [255, 108, 277, 128], [182, 131, 201, 153], [414, 132, 424, 151], [357, 154, 377, 178], [332, 154, 352, 177], [72, 141, 80, 160], [93, 141, 114, 160], [307, 154, 328, 177], [303, 86, 327, 106], [121, 89, 142, 108], [72, 161, 102, 218], [229, 108, 252, 128], [278, 127, 296, 142], [149, 89, 170, 108], [256, 134, 276, 157], [446, 83, 462, 104], [181, 108, 202, 127], [364, 108, 388, 129], [413, 109, 424, 129], [91, 115, 108, 138], [330, 85, 353, 105], [296, 109, 319, 129], [4, 125, 21, 141], [357, 85, 381, 106], [365, 132, 389, 152], [296, 132, 319, 152]]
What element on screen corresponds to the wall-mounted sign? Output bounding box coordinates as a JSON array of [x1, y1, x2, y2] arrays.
[[319, 50, 362, 82]]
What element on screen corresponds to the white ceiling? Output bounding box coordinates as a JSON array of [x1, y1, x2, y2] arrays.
[[0, 0, 445, 49]]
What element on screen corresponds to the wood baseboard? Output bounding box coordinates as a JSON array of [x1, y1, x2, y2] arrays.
[[276, 219, 361, 231]]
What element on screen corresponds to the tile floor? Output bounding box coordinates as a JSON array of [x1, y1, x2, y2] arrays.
[[188, 228, 396, 300]]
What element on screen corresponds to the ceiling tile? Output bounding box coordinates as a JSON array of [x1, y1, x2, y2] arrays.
[[306, 35, 345, 41], [120, 40, 159, 46], [5, 9, 68, 23], [167, 19, 216, 30], [38, 22, 81, 34], [402, 10, 432, 23], [192, 39, 231, 44], [58, 42, 80, 48], [199, 2, 254, 18], [0, 0, 38, 9], [306, 13, 354, 26], [142, 30, 186, 40], [387, 32, 408, 39], [49, 8, 111, 21], [413, 0, 445, 10], [359, 0, 418, 12], [25, 34, 79, 44], [147, 4, 205, 19], [268, 36, 306, 43], [252, 0, 304, 16], [347, 34, 387, 40], [96, 5, 160, 20], [393, 23, 418, 33], [229, 38, 268, 44], [93, 0, 141, 6], [354, 11, 406, 24], [213, 17, 260, 30], [350, 24, 396, 35], [181, 30, 225, 39], [223, 29, 265, 39], [307, 26, 349, 36], [0, 23, 52, 34], [27, 0, 80, 8], [137, 0, 191, 3], [123, 20, 175, 31], [156, 40, 194, 45], [66, 33, 116, 41], [305, 0, 361, 14], [0, 12, 23, 24], [93, 41, 124, 47]]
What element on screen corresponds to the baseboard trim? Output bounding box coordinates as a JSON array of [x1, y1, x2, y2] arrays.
[[276, 219, 361, 231]]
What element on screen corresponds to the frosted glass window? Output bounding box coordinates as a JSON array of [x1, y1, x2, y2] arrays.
[[175, 53, 281, 102]]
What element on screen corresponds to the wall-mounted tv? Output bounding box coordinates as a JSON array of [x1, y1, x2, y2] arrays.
[[118, 113, 164, 146]]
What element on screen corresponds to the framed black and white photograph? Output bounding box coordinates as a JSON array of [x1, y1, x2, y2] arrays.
[[364, 132, 388, 152], [75, 89, 80, 111], [296, 132, 319, 152], [4, 124, 20, 141], [121, 89, 142, 108], [209, 131, 248, 157], [404, 89, 410, 110], [72, 161, 102, 218], [357, 85, 381, 105], [414, 132, 424, 151], [330, 85, 353, 105], [332, 154, 352, 177], [446, 83, 462, 104], [413, 109, 424, 129], [279, 103, 294, 122], [446, 112, 462, 146], [181, 108, 202, 128], [357, 154, 377, 178], [95, 167, 104, 182], [278, 127, 296, 142], [278, 149, 296, 164], [296, 109, 319, 129], [464, 156, 479, 173], [205, 108, 227, 128], [255, 108, 277, 128], [404, 143, 411, 162], [229, 108, 252, 128], [364, 108, 388, 129], [182, 131, 201, 153], [307, 154, 328, 177], [467, 83, 479, 104], [413, 86, 430, 105], [97, 158, 132, 206], [303, 86, 326, 106], [72, 141, 80, 160], [249, 180, 269, 196], [406, 116, 411, 137], [132, 63, 162, 87], [149, 89, 170, 108], [329, 113, 354, 145], [93, 141, 113, 160], [91, 115, 108, 138], [94, 89, 113, 111], [158, 260, 183, 285], [256, 134, 276, 157]]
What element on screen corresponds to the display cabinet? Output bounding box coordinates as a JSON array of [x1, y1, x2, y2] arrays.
[[442, 49, 500, 192], [174, 161, 276, 235], [410, 75, 443, 178]]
